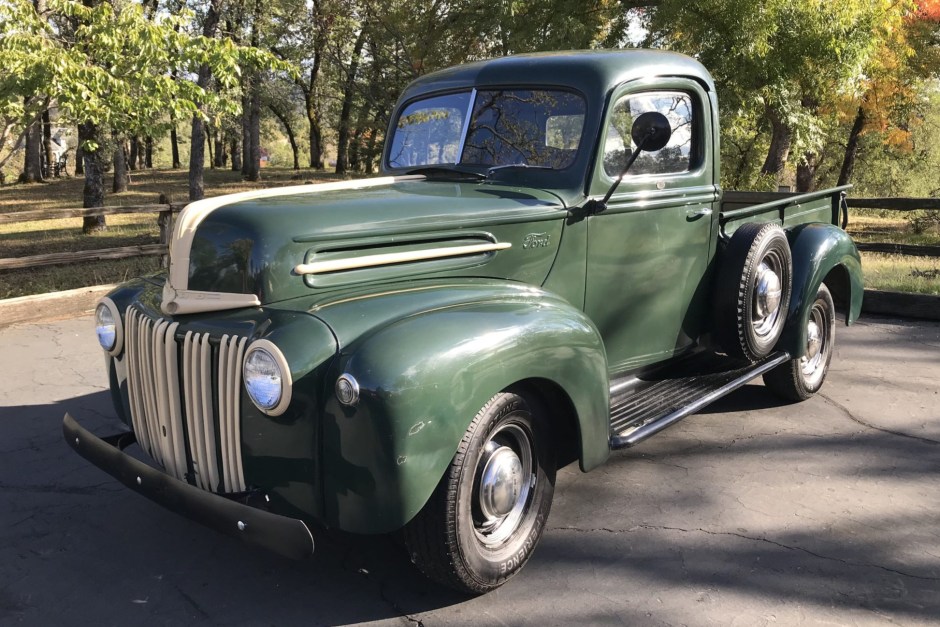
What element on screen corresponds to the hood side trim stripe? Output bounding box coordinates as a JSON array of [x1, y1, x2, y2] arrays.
[[294, 242, 512, 276]]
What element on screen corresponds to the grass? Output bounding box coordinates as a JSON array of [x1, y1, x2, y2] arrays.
[[860, 253, 940, 296], [1, 172, 939, 299], [0, 167, 342, 299], [846, 210, 940, 295]]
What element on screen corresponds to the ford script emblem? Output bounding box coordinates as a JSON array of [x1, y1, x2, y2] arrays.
[[523, 233, 551, 249]]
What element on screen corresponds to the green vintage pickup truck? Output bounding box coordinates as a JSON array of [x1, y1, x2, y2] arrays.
[[65, 50, 863, 594]]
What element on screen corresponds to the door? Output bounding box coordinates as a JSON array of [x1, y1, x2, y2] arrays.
[[584, 80, 718, 373]]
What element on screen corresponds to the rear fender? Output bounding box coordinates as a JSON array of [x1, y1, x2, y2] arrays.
[[779, 223, 863, 357], [320, 298, 609, 534]]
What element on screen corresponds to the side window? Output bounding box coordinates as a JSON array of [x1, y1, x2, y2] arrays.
[[603, 92, 695, 177]]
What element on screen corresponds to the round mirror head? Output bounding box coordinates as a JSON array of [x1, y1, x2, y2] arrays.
[[631, 111, 672, 152]]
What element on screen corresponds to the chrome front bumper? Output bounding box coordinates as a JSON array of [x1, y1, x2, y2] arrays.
[[63, 412, 315, 560]]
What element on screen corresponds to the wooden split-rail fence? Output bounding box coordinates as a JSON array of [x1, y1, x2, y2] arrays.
[[0, 195, 937, 273], [0, 195, 186, 271], [845, 197, 940, 258]]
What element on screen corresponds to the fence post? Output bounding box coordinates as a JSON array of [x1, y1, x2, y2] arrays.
[[157, 193, 172, 268]]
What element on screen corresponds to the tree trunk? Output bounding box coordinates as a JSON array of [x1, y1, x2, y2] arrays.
[[230, 136, 241, 172], [170, 126, 181, 169], [112, 138, 129, 193], [349, 125, 363, 173], [189, 114, 207, 200], [128, 137, 139, 171], [299, 0, 328, 169], [241, 93, 250, 177], [187, 0, 221, 201], [145, 136, 153, 168], [245, 77, 262, 181], [838, 106, 866, 187], [213, 131, 225, 168], [22, 100, 42, 183], [760, 107, 792, 183], [795, 152, 817, 193], [335, 28, 366, 175], [22, 1, 46, 182], [270, 106, 300, 170], [80, 121, 107, 233], [42, 109, 55, 178], [206, 127, 215, 168], [305, 90, 324, 169], [363, 107, 385, 174], [75, 132, 84, 175]]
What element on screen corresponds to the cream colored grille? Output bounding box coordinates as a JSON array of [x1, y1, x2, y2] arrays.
[[124, 306, 247, 493]]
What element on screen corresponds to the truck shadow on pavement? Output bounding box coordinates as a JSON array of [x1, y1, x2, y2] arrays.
[[1, 392, 468, 626], [2, 387, 938, 625]]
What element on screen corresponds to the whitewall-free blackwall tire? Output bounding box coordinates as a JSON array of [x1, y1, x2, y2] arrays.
[[403, 391, 556, 594]]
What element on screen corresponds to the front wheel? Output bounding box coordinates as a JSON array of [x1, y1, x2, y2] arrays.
[[763, 283, 836, 401], [403, 391, 555, 594]]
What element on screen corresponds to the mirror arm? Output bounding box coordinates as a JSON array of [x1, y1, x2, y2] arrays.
[[587, 131, 654, 215]]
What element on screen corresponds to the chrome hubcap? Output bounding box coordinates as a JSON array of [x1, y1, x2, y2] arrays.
[[479, 445, 523, 519], [473, 423, 533, 547], [800, 302, 829, 385], [806, 320, 822, 360], [752, 261, 782, 337]]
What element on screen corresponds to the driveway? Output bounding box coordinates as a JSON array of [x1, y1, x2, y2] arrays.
[[1, 314, 938, 626]]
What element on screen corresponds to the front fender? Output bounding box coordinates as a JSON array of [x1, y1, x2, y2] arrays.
[[779, 223, 863, 357], [320, 297, 609, 534]]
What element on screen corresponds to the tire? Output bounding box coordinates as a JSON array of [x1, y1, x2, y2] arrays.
[[715, 222, 793, 362], [403, 391, 556, 594], [763, 283, 836, 401]]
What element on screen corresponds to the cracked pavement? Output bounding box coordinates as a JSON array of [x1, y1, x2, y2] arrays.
[[1, 314, 938, 626]]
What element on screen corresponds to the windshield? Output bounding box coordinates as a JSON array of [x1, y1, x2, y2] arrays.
[[387, 89, 586, 171]]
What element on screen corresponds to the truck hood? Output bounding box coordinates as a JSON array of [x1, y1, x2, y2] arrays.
[[161, 176, 568, 315]]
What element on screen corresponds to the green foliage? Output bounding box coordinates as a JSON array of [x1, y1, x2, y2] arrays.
[[0, 0, 284, 149], [643, 0, 915, 188], [850, 90, 940, 198]]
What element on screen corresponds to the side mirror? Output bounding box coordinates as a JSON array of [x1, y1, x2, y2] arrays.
[[631, 111, 672, 152], [584, 111, 675, 217]]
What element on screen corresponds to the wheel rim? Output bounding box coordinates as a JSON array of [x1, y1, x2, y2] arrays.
[[752, 258, 784, 338], [472, 421, 534, 547], [800, 300, 830, 386]]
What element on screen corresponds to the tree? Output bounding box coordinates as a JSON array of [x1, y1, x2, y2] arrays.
[[2, 0, 276, 228], [643, 0, 902, 189], [188, 0, 223, 201]]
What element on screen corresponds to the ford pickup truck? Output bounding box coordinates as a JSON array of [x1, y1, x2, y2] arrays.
[[65, 50, 863, 594]]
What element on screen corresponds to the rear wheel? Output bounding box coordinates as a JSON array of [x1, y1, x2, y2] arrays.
[[763, 283, 836, 401], [403, 391, 555, 594]]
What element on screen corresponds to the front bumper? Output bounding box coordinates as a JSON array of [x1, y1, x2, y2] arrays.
[[63, 412, 315, 560]]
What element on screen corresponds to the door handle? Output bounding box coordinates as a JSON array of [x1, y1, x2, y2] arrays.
[[686, 207, 713, 219]]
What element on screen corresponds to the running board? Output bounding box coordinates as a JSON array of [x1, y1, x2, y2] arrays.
[[609, 351, 790, 450]]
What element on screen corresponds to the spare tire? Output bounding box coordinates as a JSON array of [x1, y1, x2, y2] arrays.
[[715, 222, 792, 362]]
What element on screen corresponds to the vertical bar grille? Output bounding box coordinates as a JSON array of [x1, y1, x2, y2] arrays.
[[124, 306, 247, 494]]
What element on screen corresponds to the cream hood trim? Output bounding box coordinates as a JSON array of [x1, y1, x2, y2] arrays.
[[294, 242, 512, 275], [162, 175, 424, 315]]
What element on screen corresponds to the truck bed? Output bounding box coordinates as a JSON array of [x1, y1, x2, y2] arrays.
[[719, 186, 851, 237]]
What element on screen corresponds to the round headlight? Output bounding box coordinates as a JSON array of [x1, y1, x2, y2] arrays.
[[243, 340, 292, 415], [95, 298, 123, 355]]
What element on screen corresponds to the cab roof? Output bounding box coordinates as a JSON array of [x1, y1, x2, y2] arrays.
[[398, 50, 715, 102]]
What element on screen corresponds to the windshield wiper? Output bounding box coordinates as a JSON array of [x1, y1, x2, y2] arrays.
[[485, 163, 553, 179], [406, 166, 486, 181]]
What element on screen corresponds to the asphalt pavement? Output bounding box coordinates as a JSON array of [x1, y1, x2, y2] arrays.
[[1, 314, 938, 626]]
